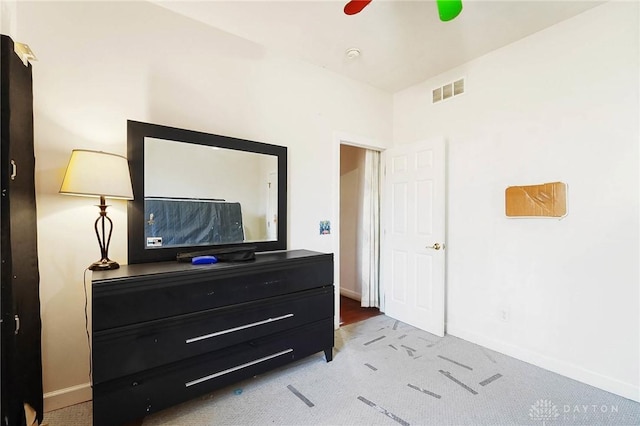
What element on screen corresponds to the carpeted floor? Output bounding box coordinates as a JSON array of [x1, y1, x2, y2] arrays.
[[44, 315, 640, 425]]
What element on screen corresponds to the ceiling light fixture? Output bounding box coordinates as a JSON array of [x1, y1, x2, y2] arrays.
[[345, 48, 361, 59]]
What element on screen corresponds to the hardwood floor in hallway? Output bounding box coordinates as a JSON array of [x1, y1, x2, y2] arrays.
[[339, 295, 381, 326]]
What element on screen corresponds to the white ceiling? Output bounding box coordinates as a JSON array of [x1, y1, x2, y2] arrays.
[[154, 0, 604, 93]]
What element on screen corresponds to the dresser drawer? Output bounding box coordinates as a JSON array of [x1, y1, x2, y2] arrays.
[[93, 255, 333, 330], [93, 288, 333, 384], [93, 319, 334, 426]]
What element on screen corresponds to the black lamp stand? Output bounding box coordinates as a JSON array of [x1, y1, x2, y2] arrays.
[[89, 195, 120, 271]]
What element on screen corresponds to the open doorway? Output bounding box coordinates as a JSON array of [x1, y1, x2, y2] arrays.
[[339, 144, 381, 326]]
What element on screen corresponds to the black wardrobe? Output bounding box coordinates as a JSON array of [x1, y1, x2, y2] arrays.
[[0, 34, 44, 426]]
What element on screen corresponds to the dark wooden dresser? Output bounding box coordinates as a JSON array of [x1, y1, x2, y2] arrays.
[[91, 249, 334, 426]]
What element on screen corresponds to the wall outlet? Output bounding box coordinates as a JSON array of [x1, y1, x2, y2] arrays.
[[498, 308, 510, 322]]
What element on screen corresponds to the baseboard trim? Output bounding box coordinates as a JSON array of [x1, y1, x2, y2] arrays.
[[447, 325, 640, 403], [43, 383, 92, 412], [340, 288, 360, 301]]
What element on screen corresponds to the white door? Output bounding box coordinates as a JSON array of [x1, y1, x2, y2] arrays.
[[381, 139, 446, 337]]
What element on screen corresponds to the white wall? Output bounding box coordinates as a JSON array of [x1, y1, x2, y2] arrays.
[[0, 0, 17, 37], [394, 2, 639, 401], [16, 0, 392, 410]]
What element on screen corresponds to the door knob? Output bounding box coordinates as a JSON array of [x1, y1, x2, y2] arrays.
[[427, 243, 444, 250]]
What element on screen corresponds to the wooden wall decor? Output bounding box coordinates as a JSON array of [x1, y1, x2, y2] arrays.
[[505, 182, 567, 218]]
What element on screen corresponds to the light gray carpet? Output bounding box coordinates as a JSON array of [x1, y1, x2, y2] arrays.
[[44, 315, 640, 425]]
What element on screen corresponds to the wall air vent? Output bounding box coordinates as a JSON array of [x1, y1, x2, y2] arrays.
[[432, 78, 465, 104], [453, 78, 464, 95]]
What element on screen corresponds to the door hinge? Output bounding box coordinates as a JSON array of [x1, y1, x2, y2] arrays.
[[14, 314, 20, 334]]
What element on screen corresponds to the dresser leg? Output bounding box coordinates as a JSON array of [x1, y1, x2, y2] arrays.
[[324, 347, 333, 362]]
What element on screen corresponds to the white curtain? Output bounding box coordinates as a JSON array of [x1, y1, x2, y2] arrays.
[[359, 149, 380, 308]]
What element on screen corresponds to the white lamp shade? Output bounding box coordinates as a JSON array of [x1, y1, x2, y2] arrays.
[[60, 149, 134, 200]]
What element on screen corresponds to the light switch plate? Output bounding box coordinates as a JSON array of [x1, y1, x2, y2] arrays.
[[319, 221, 330, 235]]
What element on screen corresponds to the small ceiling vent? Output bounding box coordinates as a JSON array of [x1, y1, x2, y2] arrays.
[[432, 78, 465, 104]]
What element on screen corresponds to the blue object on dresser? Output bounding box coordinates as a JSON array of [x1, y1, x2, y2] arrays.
[[191, 255, 218, 265]]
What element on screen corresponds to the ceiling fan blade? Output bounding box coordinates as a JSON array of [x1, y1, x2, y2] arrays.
[[437, 0, 463, 21], [344, 0, 373, 15]]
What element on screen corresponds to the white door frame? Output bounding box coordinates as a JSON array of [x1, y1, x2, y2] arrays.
[[332, 132, 388, 329]]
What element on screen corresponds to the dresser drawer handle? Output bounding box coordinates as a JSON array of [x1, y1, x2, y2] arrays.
[[185, 314, 294, 344], [185, 348, 293, 388], [10, 160, 17, 180]]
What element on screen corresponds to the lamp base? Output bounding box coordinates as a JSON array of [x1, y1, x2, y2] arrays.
[[89, 259, 120, 271]]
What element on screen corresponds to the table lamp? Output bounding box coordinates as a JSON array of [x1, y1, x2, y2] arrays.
[[60, 149, 134, 270]]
